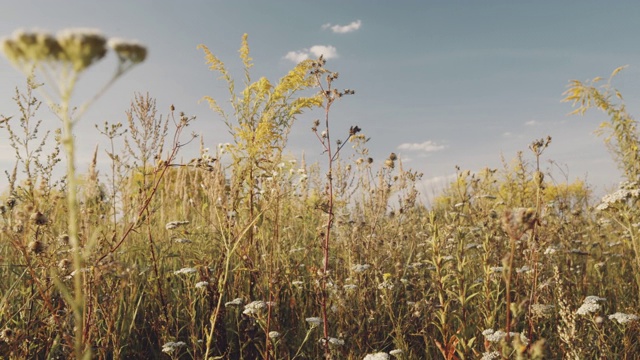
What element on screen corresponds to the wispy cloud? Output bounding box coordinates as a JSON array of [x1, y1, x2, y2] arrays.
[[397, 140, 446, 153], [525, 120, 538, 126], [284, 45, 338, 63], [321, 20, 362, 34]]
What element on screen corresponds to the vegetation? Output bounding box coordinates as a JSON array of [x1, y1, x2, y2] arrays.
[[0, 31, 639, 359]]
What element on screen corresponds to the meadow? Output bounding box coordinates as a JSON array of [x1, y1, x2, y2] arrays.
[[1, 30, 639, 359]]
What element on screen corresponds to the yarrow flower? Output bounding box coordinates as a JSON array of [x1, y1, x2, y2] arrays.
[[242, 300, 275, 315], [596, 181, 640, 210], [482, 329, 519, 343], [389, 349, 403, 357], [108, 37, 147, 64], [224, 298, 244, 307], [268, 331, 281, 339], [576, 295, 605, 315], [318, 337, 344, 346], [161, 341, 186, 354], [609, 312, 639, 324], [480, 351, 501, 360], [364, 352, 390, 360], [305, 317, 322, 327], [352, 264, 371, 273], [173, 267, 197, 275], [195, 281, 208, 289]]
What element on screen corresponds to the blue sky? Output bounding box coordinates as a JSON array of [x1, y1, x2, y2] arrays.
[[2, 1, 640, 199]]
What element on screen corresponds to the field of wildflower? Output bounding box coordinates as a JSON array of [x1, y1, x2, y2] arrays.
[[1, 29, 639, 360]]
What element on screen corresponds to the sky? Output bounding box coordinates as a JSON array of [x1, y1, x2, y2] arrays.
[[1, 1, 640, 201]]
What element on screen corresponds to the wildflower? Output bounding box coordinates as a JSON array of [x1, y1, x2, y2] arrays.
[[173, 267, 197, 275], [501, 207, 537, 237], [352, 264, 371, 273], [576, 296, 605, 315], [480, 351, 501, 360], [0, 328, 13, 343], [268, 331, 281, 339], [243, 300, 274, 315], [389, 349, 403, 357], [224, 298, 244, 307], [161, 341, 186, 354], [58, 234, 70, 246], [531, 304, 555, 318], [30, 211, 48, 225], [543, 247, 557, 255], [609, 312, 639, 324], [108, 37, 147, 64], [377, 280, 394, 290], [305, 317, 322, 327], [325, 337, 344, 346], [27, 240, 45, 255], [195, 281, 208, 289], [58, 259, 72, 272], [166, 220, 189, 230], [364, 352, 390, 360], [56, 28, 108, 72], [516, 265, 531, 274], [482, 329, 518, 343]]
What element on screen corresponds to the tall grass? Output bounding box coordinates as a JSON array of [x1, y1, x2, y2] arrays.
[[1, 34, 639, 359]]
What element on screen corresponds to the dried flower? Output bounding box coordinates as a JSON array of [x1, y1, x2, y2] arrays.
[[108, 37, 147, 64], [28, 240, 45, 255], [195, 281, 208, 289], [268, 331, 281, 339], [56, 28, 107, 72], [30, 211, 48, 225]]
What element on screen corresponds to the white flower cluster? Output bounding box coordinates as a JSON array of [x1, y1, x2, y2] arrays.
[[482, 329, 519, 343], [609, 312, 639, 324], [242, 300, 275, 315], [161, 341, 186, 353], [576, 295, 606, 315], [224, 298, 244, 307], [352, 264, 371, 273], [596, 181, 640, 210], [481, 351, 501, 360], [173, 267, 197, 275], [362, 350, 403, 359]]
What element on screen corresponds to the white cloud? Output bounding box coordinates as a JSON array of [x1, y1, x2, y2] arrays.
[[397, 140, 446, 152], [525, 120, 538, 126], [309, 45, 338, 59], [284, 51, 309, 63], [322, 20, 362, 34], [284, 45, 338, 63]]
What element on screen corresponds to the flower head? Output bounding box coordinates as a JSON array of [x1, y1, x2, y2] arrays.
[[609, 312, 639, 324], [108, 37, 147, 64], [56, 28, 107, 72], [364, 352, 390, 360], [161, 341, 186, 354]]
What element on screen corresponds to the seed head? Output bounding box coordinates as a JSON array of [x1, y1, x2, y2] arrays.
[[28, 240, 45, 255]]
